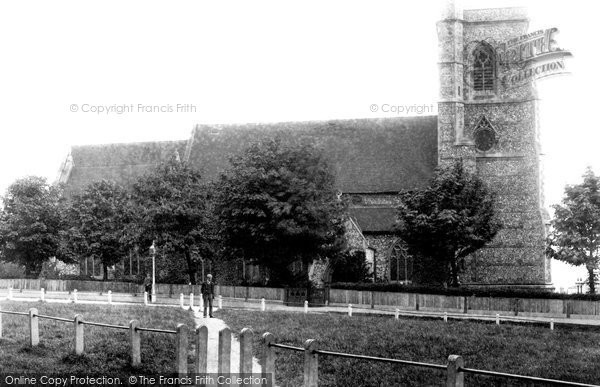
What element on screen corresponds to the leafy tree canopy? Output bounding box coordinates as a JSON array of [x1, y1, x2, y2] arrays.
[[547, 167, 600, 293], [214, 137, 347, 285], [395, 162, 501, 287], [131, 157, 214, 284], [0, 176, 68, 276], [63, 180, 133, 280]]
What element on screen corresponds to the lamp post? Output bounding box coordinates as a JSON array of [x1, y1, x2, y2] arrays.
[[149, 241, 156, 303]]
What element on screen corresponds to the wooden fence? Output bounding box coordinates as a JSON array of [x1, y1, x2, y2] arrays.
[[3, 303, 596, 386], [3, 279, 600, 318]]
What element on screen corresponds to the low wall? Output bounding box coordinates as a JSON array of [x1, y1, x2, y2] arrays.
[[2, 279, 599, 317]]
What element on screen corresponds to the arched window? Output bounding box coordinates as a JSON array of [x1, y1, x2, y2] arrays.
[[473, 43, 495, 91], [388, 240, 413, 283]]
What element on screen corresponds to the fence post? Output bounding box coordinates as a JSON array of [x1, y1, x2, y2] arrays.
[[176, 324, 189, 375], [550, 318, 554, 330], [29, 308, 39, 347], [108, 290, 112, 305], [370, 291, 375, 309], [73, 314, 84, 355], [348, 304, 352, 317], [416, 295, 420, 311], [245, 286, 249, 302], [566, 301, 572, 318], [144, 292, 148, 306], [73, 289, 78, 303], [444, 312, 448, 323], [463, 296, 468, 314], [304, 300, 309, 314], [303, 339, 319, 387], [262, 332, 276, 384], [196, 325, 208, 374], [395, 308, 399, 320], [218, 295, 223, 309], [240, 328, 253, 375], [180, 293, 185, 309], [8, 287, 13, 300], [218, 327, 232, 374], [189, 293, 194, 310], [446, 355, 464, 387], [129, 320, 140, 366], [40, 288, 45, 302], [496, 314, 500, 325], [514, 298, 519, 316], [261, 298, 266, 312]]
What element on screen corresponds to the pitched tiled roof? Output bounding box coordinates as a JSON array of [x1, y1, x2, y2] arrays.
[[348, 207, 398, 233], [185, 116, 438, 193], [59, 117, 438, 233], [62, 140, 188, 196]]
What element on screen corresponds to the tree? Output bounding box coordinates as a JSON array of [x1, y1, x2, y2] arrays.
[[395, 162, 501, 287], [330, 250, 370, 283], [547, 167, 600, 294], [214, 137, 347, 286], [131, 157, 214, 284], [0, 176, 68, 276], [64, 180, 133, 280]]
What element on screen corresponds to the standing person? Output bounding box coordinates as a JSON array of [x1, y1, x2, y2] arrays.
[[143, 274, 153, 302], [201, 274, 215, 318]]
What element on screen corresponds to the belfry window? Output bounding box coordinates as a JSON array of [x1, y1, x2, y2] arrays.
[[473, 44, 495, 91]]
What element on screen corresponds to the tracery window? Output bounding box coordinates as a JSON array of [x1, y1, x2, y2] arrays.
[[473, 116, 497, 152], [473, 43, 495, 91], [389, 240, 413, 283]]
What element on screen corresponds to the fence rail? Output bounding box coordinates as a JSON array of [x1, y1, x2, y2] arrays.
[[262, 331, 600, 387], [0, 307, 190, 374]]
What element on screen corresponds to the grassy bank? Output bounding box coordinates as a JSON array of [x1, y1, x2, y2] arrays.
[[216, 309, 600, 386], [0, 301, 195, 375]]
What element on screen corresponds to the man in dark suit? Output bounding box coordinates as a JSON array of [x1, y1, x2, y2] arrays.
[[201, 274, 215, 318]]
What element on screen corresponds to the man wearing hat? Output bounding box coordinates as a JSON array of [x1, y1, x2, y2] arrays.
[[201, 274, 215, 318]]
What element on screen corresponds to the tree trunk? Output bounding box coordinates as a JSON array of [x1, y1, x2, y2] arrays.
[[587, 266, 596, 294], [103, 263, 108, 280], [449, 260, 459, 287], [184, 250, 196, 285]]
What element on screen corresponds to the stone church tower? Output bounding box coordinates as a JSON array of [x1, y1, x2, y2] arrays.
[[437, 1, 551, 286]]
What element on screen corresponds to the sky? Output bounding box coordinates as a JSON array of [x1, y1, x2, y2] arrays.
[[0, 0, 597, 289]]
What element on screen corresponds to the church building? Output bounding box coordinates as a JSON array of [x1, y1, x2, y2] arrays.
[[57, 2, 553, 287]]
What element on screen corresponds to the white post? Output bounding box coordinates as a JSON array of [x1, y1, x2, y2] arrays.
[[150, 242, 156, 304], [444, 312, 448, 323], [189, 293, 194, 310], [394, 308, 399, 320], [218, 295, 223, 309], [108, 290, 112, 305], [261, 298, 266, 312], [40, 288, 45, 302], [29, 308, 39, 347], [348, 304, 353, 317], [304, 300, 309, 314], [495, 314, 500, 325], [8, 287, 13, 300], [180, 293, 185, 309], [73, 289, 78, 303], [143, 292, 148, 306], [550, 318, 554, 330]]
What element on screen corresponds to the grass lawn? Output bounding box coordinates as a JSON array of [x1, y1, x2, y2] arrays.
[[0, 301, 195, 376], [216, 309, 600, 387]]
